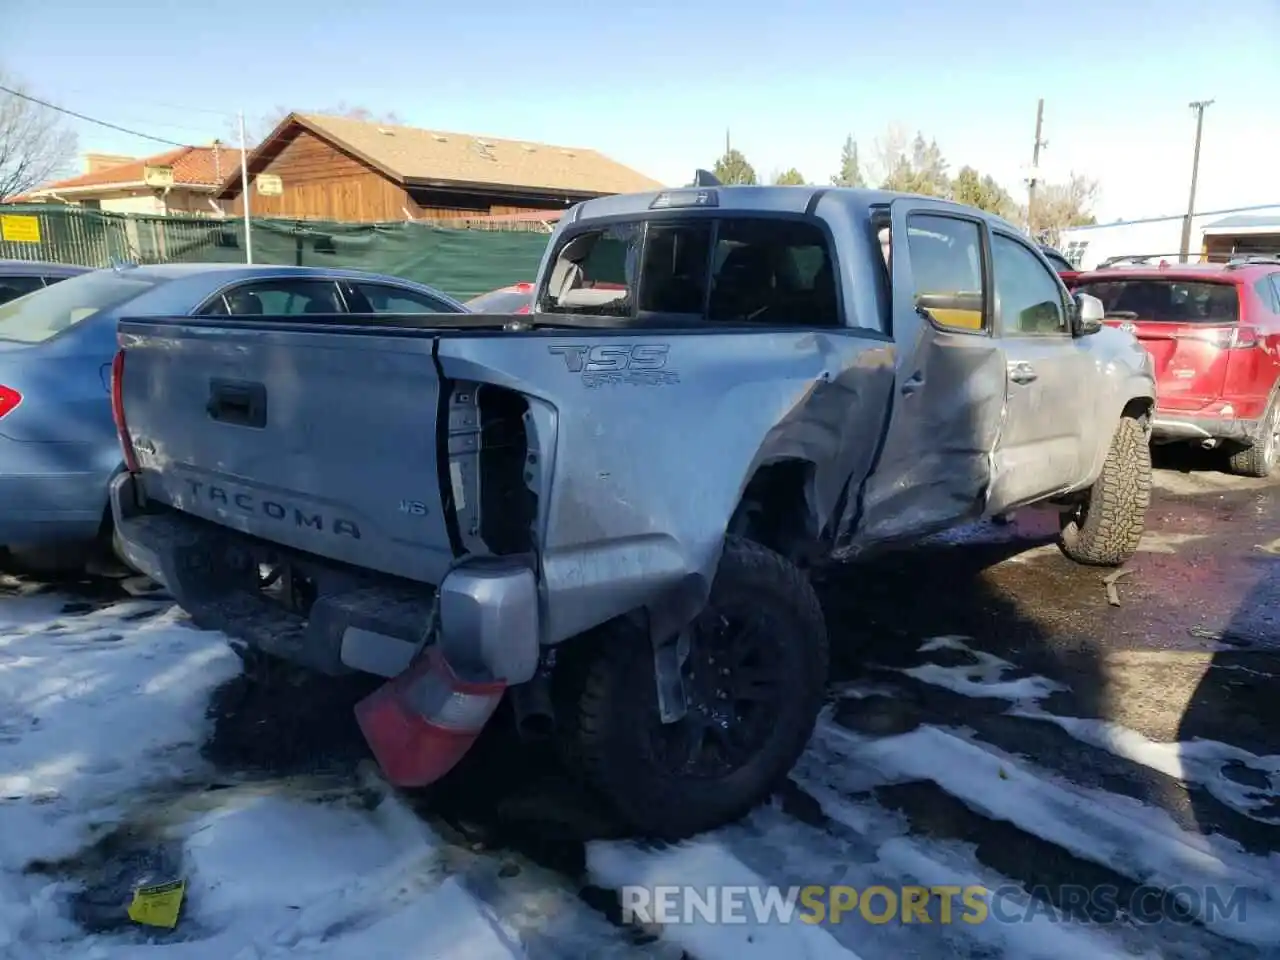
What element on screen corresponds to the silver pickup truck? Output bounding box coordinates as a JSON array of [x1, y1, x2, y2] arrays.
[[110, 185, 1155, 838]]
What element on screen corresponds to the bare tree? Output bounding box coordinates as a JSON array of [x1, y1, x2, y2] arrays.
[[1026, 172, 1099, 246], [237, 104, 405, 147], [868, 124, 910, 188], [0, 74, 78, 201]]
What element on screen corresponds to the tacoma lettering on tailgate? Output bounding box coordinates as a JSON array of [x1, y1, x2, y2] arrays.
[[184, 479, 362, 539]]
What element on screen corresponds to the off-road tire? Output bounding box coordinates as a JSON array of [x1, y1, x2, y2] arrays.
[[1057, 415, 1151, 567], [556, 536, 828, 839], [1227, 394, 1279, 478]]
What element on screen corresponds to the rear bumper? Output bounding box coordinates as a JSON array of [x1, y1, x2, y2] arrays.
[[110, 473, 541, 684], [0, 439, 108, 546], [1150, 414, 1259, 444]]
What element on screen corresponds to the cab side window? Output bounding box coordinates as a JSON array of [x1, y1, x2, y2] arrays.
[[991, 234, 1068, 336], [707, 218, 838, 327], [905, 215, 987, 333]]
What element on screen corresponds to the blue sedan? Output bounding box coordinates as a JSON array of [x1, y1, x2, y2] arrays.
[[0, 263, 467, 573]]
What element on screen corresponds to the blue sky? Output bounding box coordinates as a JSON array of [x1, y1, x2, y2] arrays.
[[3, 0, 1276, 220]]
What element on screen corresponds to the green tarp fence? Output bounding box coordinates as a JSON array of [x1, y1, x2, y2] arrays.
[[0, 205, 550, 301]]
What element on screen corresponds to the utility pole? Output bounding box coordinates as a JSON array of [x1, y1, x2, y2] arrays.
[[1179, 99, 1214, 263], [238, 110, 253, 264], [1026, 98, 1047, 237]]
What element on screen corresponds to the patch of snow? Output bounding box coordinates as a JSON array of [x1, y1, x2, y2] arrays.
[[874, 838, 1137, 960], [0, 602, 241, 867], [0, 595, 242, 956], [1018, 712, 1280, 824], [816, 720, 1280, 947], [898, 636, 1065, 703], [587, 839, 864, 959], [170, 790, 518, 960], [0, 590, 639, 960]]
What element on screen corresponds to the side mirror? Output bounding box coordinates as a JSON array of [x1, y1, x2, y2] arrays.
[[1071, 292, 1105, 336]]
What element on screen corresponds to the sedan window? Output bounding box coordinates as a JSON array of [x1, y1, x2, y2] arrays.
[[0, 271, 158, 343], [0, 275, 46, 306], [349, 282, 459, 314], [205, 279, 346, 316]]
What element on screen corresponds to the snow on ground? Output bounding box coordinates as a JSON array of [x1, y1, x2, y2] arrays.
[[891, 635, 1066, 703], [1017, 712, 1280, 825], [2, 591, 1276, 960], [0, 588, 524, 960]]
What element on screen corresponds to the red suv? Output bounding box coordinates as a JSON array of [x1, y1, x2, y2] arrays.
[[1072, 257, 1280, 476]]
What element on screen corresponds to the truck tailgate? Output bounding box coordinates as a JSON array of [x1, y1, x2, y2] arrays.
[[117, 318, 456, 585]]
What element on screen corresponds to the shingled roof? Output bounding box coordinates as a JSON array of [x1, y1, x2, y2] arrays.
[[226, 113, 663, 197], [24, 145, 243, 196]]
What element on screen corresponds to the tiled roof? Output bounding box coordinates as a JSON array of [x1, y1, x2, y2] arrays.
[[280, 114, 663, 196], [29, 145, 244, 193]]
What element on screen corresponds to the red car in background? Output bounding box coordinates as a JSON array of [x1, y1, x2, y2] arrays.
[[465, 281, 534, 314], [1072, 256, 1280, 477]]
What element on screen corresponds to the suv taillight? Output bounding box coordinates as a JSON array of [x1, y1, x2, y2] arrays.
[[0, 385, 20, 420], [110, 350, 140, 473], [1201, 325, 1260, 349]]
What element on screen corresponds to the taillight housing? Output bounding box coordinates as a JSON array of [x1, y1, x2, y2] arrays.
[[0, 385, 20, 420], [1196, 325, 1260, 349], [110, 350, 140, 473]]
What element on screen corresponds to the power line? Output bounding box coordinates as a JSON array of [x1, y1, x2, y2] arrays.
[[31, 83, 236, 119], [0, 84, 191, 148]]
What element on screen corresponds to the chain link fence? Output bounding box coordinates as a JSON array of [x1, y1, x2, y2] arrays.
[[0, 205, 550, 300]]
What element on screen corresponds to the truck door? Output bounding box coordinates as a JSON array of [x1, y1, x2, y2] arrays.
[[983, 229, 1091, 512], [848, 200, 1006, 548]]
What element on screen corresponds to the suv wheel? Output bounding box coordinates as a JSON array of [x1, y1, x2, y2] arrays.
[[556, 536, 828, 839], [1058, 415, 1151, 566], [1227, 396, 1279, 478]]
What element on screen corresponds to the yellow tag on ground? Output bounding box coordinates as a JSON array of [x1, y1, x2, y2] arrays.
[[127, 879, 185, 929]]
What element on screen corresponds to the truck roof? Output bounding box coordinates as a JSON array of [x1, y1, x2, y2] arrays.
[[562, 185, 1025, 234]]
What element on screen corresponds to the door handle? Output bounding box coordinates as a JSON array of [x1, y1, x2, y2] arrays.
[[1008, 362, 1038, 385], [901, 371, 924, 395], [207, 378, 267, 428]]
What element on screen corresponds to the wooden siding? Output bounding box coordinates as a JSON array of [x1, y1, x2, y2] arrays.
[[405, 188, 569, 221], [225, 128, 408, 222]]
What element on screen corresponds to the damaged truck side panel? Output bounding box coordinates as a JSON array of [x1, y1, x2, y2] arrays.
[[434, 331, 896, 645]]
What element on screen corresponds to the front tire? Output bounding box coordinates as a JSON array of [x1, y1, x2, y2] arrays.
[[557, 536, 828, 839], [1058, 415, 1151, 567]]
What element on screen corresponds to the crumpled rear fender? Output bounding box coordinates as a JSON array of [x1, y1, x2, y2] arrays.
[[436, 329, 896, 645]]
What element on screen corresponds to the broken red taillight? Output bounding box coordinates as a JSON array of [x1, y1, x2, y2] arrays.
[[0, 385, 21, 420], [110, 349, 140, 473], [354, 647, 506, 788]]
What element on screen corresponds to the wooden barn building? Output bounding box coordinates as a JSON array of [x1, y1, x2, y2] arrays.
[[218, 113, 663, 223]]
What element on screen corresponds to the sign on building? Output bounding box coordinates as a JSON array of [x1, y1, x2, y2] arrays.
[[143, 164, 175, 188], [255, 174, 283, 196]]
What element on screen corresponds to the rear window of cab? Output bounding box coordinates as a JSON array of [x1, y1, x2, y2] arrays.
[[537, 217, 840, 327]]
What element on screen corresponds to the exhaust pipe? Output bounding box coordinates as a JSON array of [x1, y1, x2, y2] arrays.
[[509, 675, 554, 740]]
